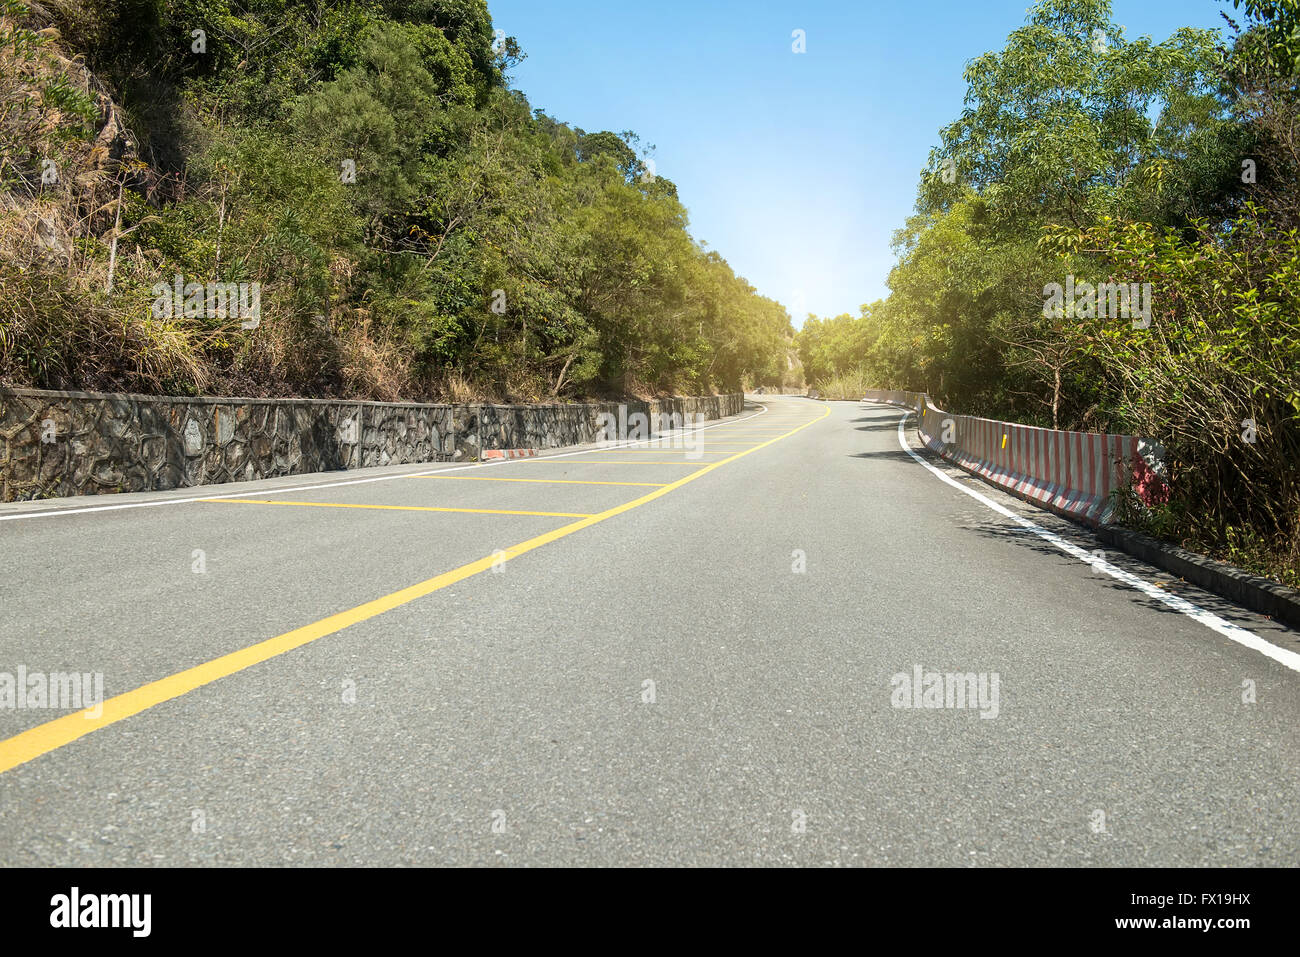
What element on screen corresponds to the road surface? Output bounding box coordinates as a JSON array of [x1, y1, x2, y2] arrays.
[[1, 396, 1296, 865]]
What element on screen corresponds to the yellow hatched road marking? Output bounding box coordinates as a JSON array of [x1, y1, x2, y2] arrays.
[[0, 407, 830, 776], [593, 449, 731, 454], [202, 498, 594, 518], [516, 459, 705, 466], [406, 476, 667, 487], [628, 444, 758, 449]]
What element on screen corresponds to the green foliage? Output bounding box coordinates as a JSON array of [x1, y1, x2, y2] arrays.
[[1233, 0, 1300, 75], [2, 0, 790, 406], [920, 0, 1233, 231], [797, 310, 876, 386], [798, 0, 1299, 585]]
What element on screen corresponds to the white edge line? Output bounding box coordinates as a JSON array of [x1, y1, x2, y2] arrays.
[[0, 404, 772, 523], [887, 406, 1300, 675]]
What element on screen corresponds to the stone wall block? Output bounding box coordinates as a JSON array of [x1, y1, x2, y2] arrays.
[[0, 387, 741, 501]]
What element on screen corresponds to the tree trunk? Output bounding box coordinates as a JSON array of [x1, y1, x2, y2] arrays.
[[104, 179, 124, 294], [552, 353, 575, 396], [1052, 365, 1061, 429]]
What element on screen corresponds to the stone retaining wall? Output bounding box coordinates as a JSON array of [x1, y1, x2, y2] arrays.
[[0, 387, 743, 501]]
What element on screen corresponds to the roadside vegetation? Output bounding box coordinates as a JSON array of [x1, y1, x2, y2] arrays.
[[0, 0, 792, 403], [799, 0, 1300, 587]]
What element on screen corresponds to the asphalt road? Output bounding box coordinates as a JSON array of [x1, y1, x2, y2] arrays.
[[1, 396, 1297, 866]]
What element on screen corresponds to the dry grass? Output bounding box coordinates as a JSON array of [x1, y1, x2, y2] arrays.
[[813, 369, 870, 400], [336, 316, 413, 403], [442, 371, 480, 404]]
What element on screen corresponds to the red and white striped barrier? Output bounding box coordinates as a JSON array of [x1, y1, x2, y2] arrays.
[[863, 390, 1168, 526], [480, 448, 539, 461]]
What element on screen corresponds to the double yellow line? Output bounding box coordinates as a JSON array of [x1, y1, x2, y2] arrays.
[[0, 405, 829, 776]]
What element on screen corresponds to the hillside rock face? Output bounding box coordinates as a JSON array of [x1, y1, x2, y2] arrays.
[[2, 5, 149, 271]]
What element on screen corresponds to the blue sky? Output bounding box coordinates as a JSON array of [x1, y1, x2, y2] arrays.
[[487, 0, 1233, 327]]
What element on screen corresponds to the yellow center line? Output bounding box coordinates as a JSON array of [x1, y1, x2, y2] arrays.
[[201, 498, 594, 519], [0, 407, 830, 776], [404, 476, 667, 487]]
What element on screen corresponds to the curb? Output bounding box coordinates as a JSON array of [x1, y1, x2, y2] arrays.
[[890, 409, 1300, 630], [1093, 523, 1300, 631], [836, 394, 1297, 631], [479, 449, 538, 461]]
